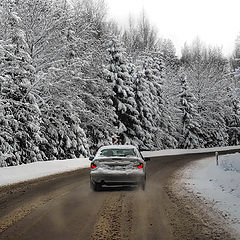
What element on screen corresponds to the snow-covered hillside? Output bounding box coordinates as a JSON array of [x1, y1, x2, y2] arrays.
[[0, 158, 90, 187], [180, 153, 240, 235]]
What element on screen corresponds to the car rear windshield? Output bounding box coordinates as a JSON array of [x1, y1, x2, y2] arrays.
[[99, 148, 137, 157]]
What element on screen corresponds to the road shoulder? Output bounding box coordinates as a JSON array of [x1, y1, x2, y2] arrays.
[[0, 168, 89, 234], [165, 159, 237, 240]]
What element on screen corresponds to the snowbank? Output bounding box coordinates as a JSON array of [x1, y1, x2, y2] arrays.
[[180, 153, 240, 235], [0, 158, 90, 187]]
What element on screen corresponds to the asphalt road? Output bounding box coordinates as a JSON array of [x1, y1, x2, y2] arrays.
[[0, 153, 236, 240]]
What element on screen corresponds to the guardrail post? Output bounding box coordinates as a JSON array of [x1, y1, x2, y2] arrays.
[[215, 152, 219, 166]]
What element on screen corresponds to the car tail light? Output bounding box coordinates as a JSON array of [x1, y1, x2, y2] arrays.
[[137, 163, 143, 169], [91, 162, 97, 169]]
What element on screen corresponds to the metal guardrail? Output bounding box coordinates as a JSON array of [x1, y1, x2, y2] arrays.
[[141, 145, 240, 158]]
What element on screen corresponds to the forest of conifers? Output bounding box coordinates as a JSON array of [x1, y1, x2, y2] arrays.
[[1, 0, 240, 166]]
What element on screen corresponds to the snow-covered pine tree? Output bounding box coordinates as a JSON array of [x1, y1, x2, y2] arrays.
[[104, 38, 143, 146], [160, 41, 181, 146], [40, 0, 116, 153], [133, 68, 156, 149], [160, 39, 180, 104], [225, 100, 240, 146], [71, 0, 117, 152], [224, 73, 240, 146], [142, 54, 177, 149], [178, 74, 205, 148], [199, 104, 228, 147], [30, 1, 92, 158], [223, 34, 240, 146], [40, 101, 89, 160], [0, 8, 43, 166]]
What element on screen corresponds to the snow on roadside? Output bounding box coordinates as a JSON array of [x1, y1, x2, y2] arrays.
[[179, 153, 240, 235], [0, 158, 90, 187]]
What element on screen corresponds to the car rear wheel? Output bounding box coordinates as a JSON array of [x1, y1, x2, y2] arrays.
[[141, 174, 146, 191], [139, 180, 146, 191], [90, 181, 102, 191]]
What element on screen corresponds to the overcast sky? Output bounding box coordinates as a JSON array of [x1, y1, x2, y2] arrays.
[[105, 0, 240, 56]]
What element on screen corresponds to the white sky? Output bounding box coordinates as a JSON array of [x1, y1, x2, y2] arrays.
[[105, 0, 240, 56]]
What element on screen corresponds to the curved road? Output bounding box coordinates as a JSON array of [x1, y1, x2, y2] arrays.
[[0, 153, 236, 240]]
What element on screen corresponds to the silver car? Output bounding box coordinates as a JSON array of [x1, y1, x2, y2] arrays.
[[89, 145, 149, 191]]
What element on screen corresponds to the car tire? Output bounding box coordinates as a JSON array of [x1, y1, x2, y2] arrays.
[[90, 181, 101, 191], [141, 181, 146, 191], [95, 182, 102, 191]]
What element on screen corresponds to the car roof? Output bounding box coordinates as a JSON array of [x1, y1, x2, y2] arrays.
[[98, 145, 137, 150]]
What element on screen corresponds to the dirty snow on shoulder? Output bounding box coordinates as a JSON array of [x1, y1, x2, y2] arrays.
[[180, 153, 240, 235], [0, 158, 90, 187]]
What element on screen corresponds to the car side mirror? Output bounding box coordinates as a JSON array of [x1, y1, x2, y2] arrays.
[[89, 156, 94, 161], [144, 157, 150, 162]]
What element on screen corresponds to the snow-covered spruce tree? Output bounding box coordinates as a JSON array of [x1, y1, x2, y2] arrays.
[[223, 34, 240, 146], [33, 2, 91, 158], [40, 102, 89, 160], [104, 38, 144, 146], [160, 42, 182, 145], [199, 104, 228, 147], [71, 0, 117, 152], [0, 9, 43, 166], [224, 73, 240, 146], [133, 68, 156, 149], [39, 0, 116, 153], [178, 74, 205, 149], [141, 54, 177, 149], [225, 100, 240, 146], [160, 39, 180, 104]]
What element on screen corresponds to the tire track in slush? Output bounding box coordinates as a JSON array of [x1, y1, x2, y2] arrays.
[[91, 192, 133, 240]]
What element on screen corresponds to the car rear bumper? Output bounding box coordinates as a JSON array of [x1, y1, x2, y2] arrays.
[[90, 170, 145, 184]]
